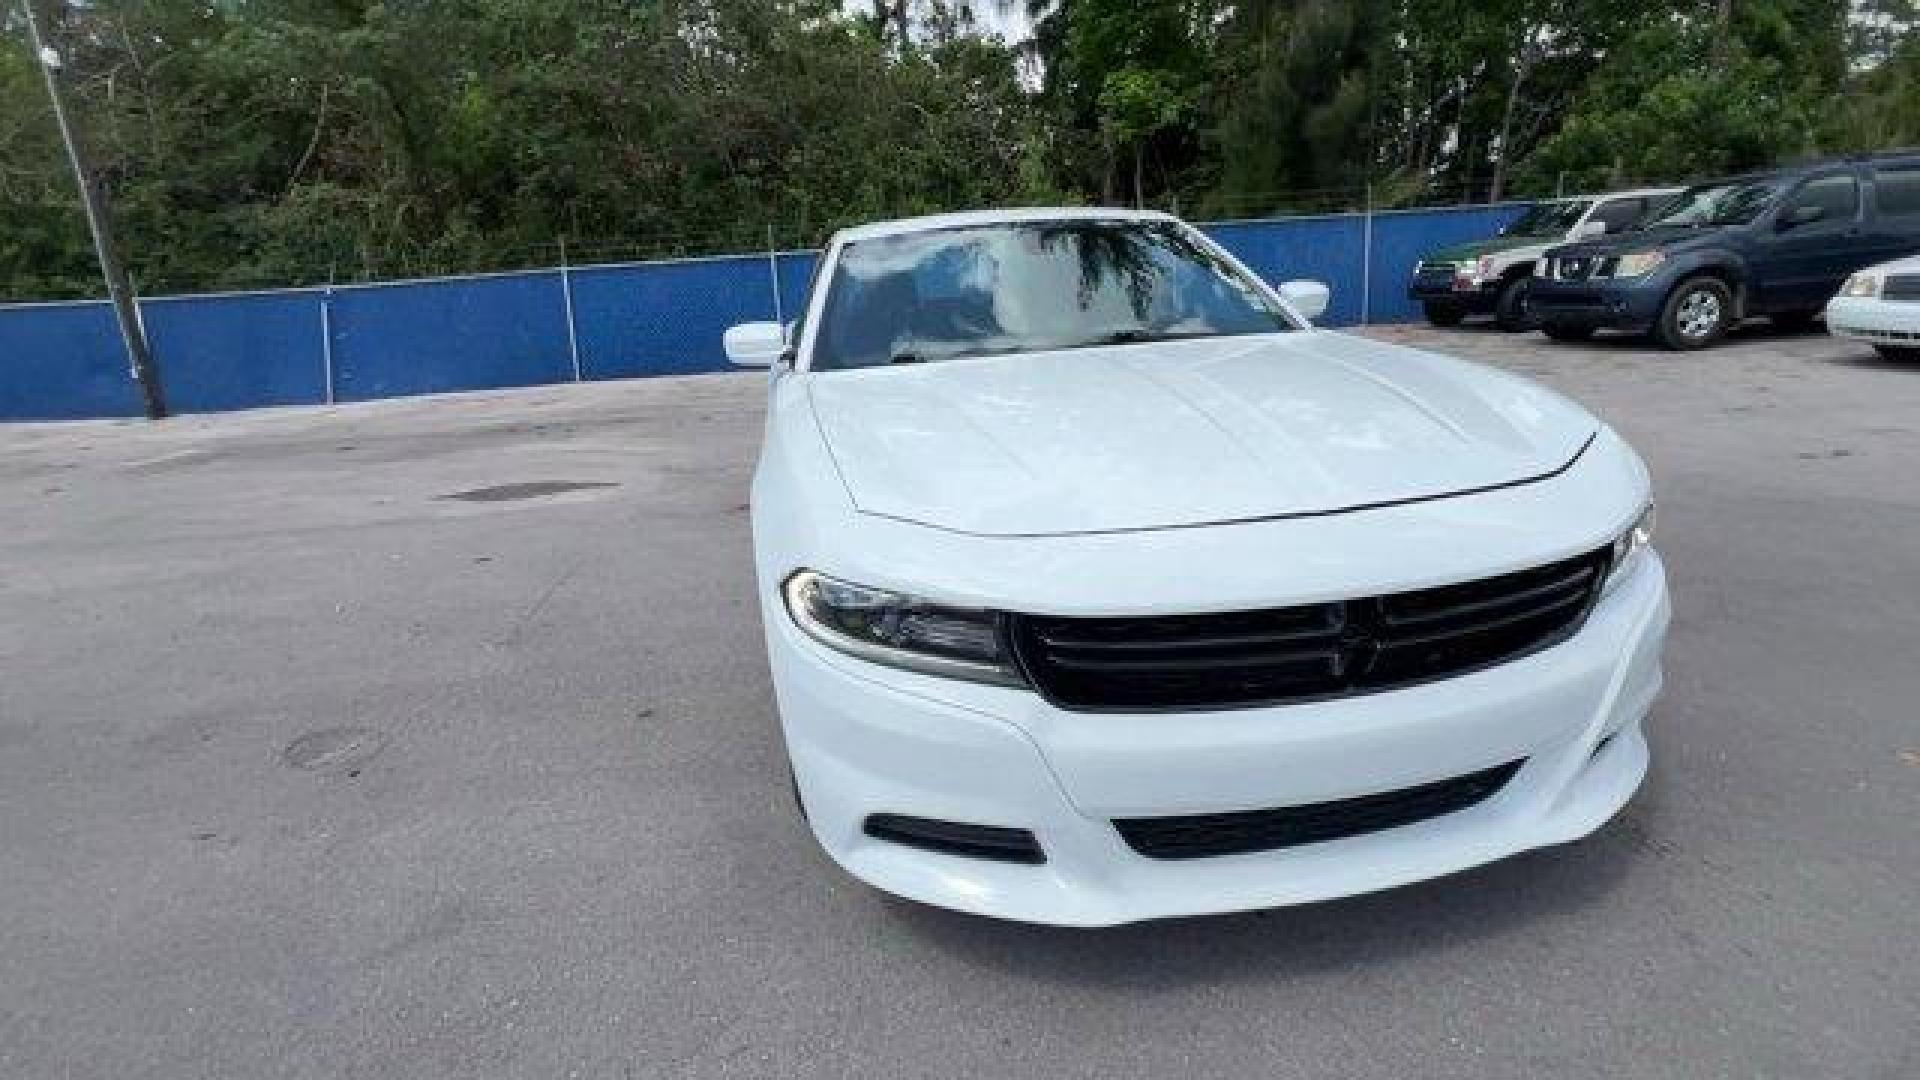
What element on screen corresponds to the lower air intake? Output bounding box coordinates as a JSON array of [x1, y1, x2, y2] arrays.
[[1114, 759, 1525, 860]]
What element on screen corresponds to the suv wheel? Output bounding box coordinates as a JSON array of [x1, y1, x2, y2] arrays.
[[1423, 301, 1465, 328], [1494, 277, 1535, 332], [1656, 276, 1733, 350], [1541, 320, 1594, 343], [1874, 344, 1920, 363]]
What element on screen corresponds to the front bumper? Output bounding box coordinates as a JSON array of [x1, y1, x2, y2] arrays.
[[1826, 295, 1920, 346], [766, 551, 1671, 926], [1408, 272, 1500, 312], [1529, 276, 1667, 334]]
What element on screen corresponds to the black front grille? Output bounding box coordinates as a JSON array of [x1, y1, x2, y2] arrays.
[[1883, 273, 1920, 302], [1115, 759, 1525, 860], [1007, 547, 1610, 713], [1552, 255, 1595, 282]]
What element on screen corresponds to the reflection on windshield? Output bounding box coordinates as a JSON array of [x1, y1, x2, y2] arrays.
[[1502, 200, 1590, 236], [811, 220, 1293, 370], [1647, 181, 1782, 227]]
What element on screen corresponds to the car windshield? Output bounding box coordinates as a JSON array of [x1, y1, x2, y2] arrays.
[[1645, 180, 1784, 227], [808, 219, 1294, 370], [1500, 200, 1591, 237]]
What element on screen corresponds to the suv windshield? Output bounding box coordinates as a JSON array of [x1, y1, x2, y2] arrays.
[[1501, 200, 1591, 237], [1645, 180, 1784, 227], [809, 220, 1293, 370]]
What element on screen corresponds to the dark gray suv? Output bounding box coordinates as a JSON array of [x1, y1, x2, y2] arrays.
[[1529, 153, 1920, 350]]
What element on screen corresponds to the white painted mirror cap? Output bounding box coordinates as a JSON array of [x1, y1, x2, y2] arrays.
[[724, 322, 785, 367], [1280, 279, 1331, 321]]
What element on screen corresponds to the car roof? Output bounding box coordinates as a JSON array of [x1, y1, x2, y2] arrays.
[[1578, 186, 1682, 200], [1685, 153, 1920, 189], [832, 206, 1176, 244]]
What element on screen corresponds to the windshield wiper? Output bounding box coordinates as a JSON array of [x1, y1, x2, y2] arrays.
[[889, 351, 928, 365], [1074, 328, 1222, 349]]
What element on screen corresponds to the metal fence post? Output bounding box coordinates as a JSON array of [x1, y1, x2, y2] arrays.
[[559, 237, 582, 382], [320, 270, 336, 405], [1360, 183, 1374, 327], [766, 222, 784, 325]]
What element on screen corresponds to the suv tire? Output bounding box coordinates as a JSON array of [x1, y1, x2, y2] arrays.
[[1423, 301, 1465, 328], [1541, 320, 1594, 343], [1656, 276, 1733, 350], [1874, 344, 1920, 363], [1494, 276, 1535, 332]]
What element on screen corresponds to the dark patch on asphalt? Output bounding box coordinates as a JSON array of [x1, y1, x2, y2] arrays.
[[440, 481, 618, 503], [280, 726, 387, 773]]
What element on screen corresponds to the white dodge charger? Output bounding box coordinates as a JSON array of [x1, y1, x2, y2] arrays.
[[725, 207, 1669, 926]]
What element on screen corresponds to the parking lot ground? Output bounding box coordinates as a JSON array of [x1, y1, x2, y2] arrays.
[[3, 323, 1917, 1079]]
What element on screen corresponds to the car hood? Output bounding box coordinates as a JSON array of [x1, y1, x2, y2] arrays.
[[805, 333, 1598, 537], [1424, 234, 1556, 263]]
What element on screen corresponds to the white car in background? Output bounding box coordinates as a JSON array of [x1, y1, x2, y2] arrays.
[[726, 207, 1669, 926], [1828, 254, 1920, 361]]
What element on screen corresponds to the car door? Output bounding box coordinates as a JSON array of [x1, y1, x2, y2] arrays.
[[1865, 160, 1920, 266], [1754, 170, 1863, 312]]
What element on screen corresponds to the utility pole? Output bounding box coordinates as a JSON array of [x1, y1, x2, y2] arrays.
[[20, 0, 165, 419]]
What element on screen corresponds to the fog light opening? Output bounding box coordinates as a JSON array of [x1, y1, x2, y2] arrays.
[[863, 814, 1046, 865]]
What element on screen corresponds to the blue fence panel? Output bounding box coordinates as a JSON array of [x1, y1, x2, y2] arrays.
[[774, 251, 820, 325], [1203, 216, 1370, 326], [571, 255, 782, 380], [328, 272, 572, 402], [0, 302, 142, 421], [142, 290, 327, 413], [1366, 203, 1531, 323]]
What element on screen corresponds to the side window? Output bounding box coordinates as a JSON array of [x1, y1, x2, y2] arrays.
[[1783, 174, 1860, 224], [1872, 165, 1920, 217], [1590, 198, 1645, 233]]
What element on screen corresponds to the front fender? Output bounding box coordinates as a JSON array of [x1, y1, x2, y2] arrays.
[[1656, 248, 1751, 313]]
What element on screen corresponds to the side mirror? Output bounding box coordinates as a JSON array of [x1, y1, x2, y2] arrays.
[[724, 321, 786, 367], [1279, 279, 1331, 322], [1780, 204, 1824, 230], [1576, 219, 1609, 239]]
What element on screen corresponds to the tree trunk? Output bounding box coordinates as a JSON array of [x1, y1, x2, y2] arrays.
[[1711, 0, 1734, 67], [1101, 132, 1117, 204], [1133, 140, 1145, 209], [1488, 33, 1536, 204]]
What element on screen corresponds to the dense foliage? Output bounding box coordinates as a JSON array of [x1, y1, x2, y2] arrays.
[[1, 0, 1914, 300]]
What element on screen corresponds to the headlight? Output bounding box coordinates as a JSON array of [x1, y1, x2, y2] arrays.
[[1607, 250, 1666, 278], [782, 571, 1025, 686], [1604, 502, 1656, 593], [1841, 272, 1880, 298]]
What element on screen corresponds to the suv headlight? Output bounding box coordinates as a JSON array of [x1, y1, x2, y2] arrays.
[[1607, 250, 1666, 279], [783, 571, 1025, 686], [1841, 272, 1880, 298], [1604, 502, 1656, 593]]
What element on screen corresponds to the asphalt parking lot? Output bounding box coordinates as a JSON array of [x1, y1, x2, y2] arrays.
[[3, 322, 1916, 1079]]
